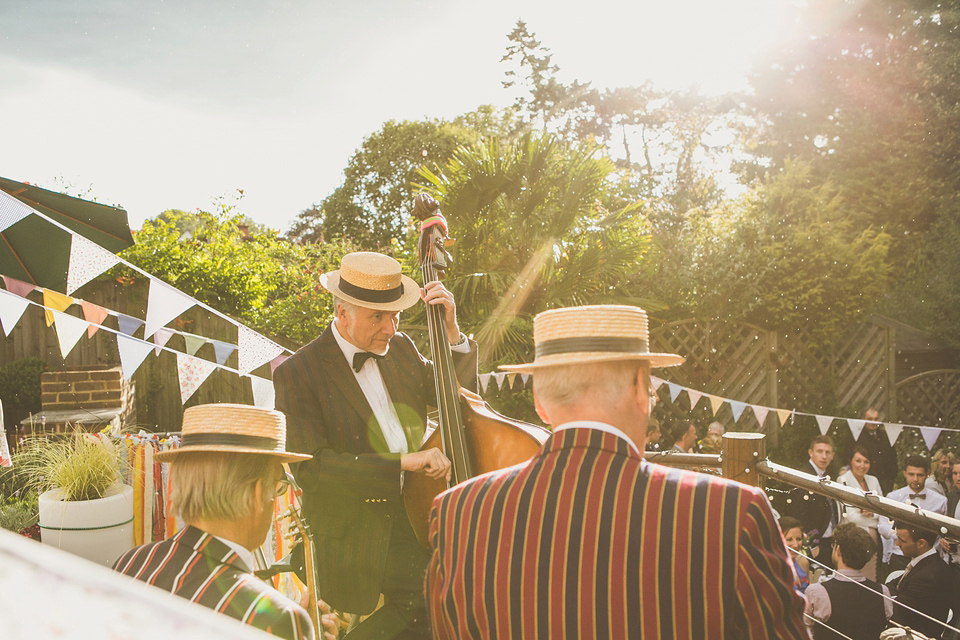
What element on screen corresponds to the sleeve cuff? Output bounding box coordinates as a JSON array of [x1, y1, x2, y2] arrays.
[[450, 332, 469, 352]]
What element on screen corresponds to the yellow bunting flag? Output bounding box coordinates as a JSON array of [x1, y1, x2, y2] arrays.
[[42, 289, 74, 326], [709, 394, 725, 416]]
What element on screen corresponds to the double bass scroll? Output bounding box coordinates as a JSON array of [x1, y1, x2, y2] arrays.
[[402, 194, 550, 549]]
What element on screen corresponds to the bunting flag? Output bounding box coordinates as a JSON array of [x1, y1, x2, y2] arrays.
[[176, 353, 217, 404], [753, 406, 771, 429], [65, 235, 120, 294], [729, 400, 747, 422], [182, 333, 207, 357], [117, 313, 144, 337], [80, 300, 109, 337], [494, 372, 506, 390], [505, 373, 518, 390], [42, 289, 74, 326], [212, 340, 237, 366], [2, 275, 36, 298], [919, 427, 942, 451], [144, 279, 195, 339], [886, 422, 905, 445], [0, 289, 30, 336], [776, 409, 793, 427], [816, 415, 834, 435], [51, 310, 88, 359], [687, 388, 703, 409], [709, 395, 725, 416], [250, 376, 275, 409], [153, 327, 175, 355], [479, 374, 491, 393], [651, 376, 664, 391], [237, 325, 284, 374], [520, 373, 531, 388], [0, 189, 33, 231], [269, 355, 288, 375], [847, 419, 866, 441], [665, 382, 680, 403], [117, 334, 154, 380]]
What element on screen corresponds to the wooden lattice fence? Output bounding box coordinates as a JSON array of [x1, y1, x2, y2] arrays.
[[896, 369, 960, 429]]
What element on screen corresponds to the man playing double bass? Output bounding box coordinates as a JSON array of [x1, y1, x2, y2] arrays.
[[274, 250, 478, 640]]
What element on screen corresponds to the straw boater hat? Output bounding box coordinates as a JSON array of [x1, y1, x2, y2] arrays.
[[320, 252, 421, 312], [500, 305, 685, 373], [155, 403, 311, 463]]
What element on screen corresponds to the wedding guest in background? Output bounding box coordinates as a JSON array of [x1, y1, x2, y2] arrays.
[[779, 516, 811, 593], [855, 407, 897, 494], [838, 444, 883, 580], [878, 455, 947, 574], [926, 448, 956, 497], [785, 435, 842, 570]]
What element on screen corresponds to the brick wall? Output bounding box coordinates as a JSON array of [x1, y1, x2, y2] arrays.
[[38, 366, 136, 427]]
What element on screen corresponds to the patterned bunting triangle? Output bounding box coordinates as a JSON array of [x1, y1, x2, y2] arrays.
[[0, 189, 34, 232], [708, 395, 725, 416], [80, 300, 109, 337], [0, 289, 30, 336], [237, 325, 284, 374], [176, 353, 216, 404], [776, 409, 793, 427], [117, 313, 145, 337], [847, 419, 866, 441], [51, 310, 88, 359], [250, 376, 275, 409], [42, 289, 74, 326], [212, 340, 237, 366], [919, 427, 942, 451], [66, 235, 119, 294], [885, 423, 905, 445], [182, 333, 207, 357], [153, 327, 175, 355], [117, 334, 153, 380], [144, 279, 195, 339], [2, 276, 36, 298], [815, 415, 834, 435], [729, 401, 747, 423]]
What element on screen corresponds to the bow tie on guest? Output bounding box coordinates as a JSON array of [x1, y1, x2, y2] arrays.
[[909, 493, 926, 500], [353, 351, 385, 373]]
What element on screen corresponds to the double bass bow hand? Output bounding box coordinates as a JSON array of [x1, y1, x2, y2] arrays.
[[421, 280, 461, 345], [402, 447, 452, 482]]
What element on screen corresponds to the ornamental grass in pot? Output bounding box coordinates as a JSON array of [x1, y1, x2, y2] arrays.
[[17, 427, 134, 566]]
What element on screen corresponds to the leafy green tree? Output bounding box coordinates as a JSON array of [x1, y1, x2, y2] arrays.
[[415, 132, 654, 366]]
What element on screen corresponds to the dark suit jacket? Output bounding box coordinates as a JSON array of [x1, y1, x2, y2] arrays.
[[785, 461, 842, 543], [892, 552, 955, 638], [426, 427, 807, 639], [114, 526, 313, 640], [274, 323, 477, 614], [855, 428, 898, 494]]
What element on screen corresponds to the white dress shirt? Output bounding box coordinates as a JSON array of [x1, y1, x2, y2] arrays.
[[878, 485, 947, 562], [553, 420, 640, 455], [804, 568, 893, 631], [332, 320, 470, 455], [837, 470, 882, 530]]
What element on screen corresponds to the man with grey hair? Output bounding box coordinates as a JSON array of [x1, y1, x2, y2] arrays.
[[426, 305, 806, 639], [113, 403, 338, 640]]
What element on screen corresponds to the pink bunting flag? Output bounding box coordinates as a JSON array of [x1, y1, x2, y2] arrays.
[[80, 300, 109, 338], [752, 406, 770, 429], [269, 354, 289, 375], [153, 327, 175, 356], [686, 389, 703, 409], [2, 276, 36, 298], [176, 353, 217, 404]]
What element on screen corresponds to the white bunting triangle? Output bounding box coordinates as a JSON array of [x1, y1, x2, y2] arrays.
[[494, 372, 506, 390], [66, 235, 119, 294], [144, 279, 195, 339], [479, 373, 491, 393], [250, 376, 276, 409], [687, 389, 703, 409], [51, 310, 89, 359], [0, 190, 33, 231], [729, 400, 747, 422], [237, 325, 284, 374], [847, 419, 866, 441], [520, 373, 530, 388], [885, 423, 905, 445], [816, 415, 833, 435], [919, 427, 942, 451], [753, 406, 770, 429], [176, 353, 216, 404], [117, 334, 153, 380], [0, 289, 30, 336]]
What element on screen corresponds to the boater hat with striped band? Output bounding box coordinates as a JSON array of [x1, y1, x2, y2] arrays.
[[500, 305, 685, 373], [320, 251, 421, 312], [155, 403, 311, 463]]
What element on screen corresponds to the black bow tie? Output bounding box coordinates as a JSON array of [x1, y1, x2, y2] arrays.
[[909, 493, 926, 500], [352, 351, 384, 372]]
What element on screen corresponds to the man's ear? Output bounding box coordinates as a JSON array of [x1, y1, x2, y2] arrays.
[[636, 367, 652, 417], [533, 393, 552, 426], [253, 478, 266, 512]]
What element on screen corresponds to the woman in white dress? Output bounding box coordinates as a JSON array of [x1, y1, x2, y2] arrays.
[[838, 443, 883, 581]]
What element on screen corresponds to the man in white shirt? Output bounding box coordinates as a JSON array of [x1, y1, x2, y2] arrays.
[[878, 454, 948, 574]]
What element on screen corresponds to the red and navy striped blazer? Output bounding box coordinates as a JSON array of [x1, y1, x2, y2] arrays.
[[426, 427, 808, 639], [113, 526, 314, 640]]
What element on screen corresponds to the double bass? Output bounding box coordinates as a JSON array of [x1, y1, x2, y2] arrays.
[[402, 194, 550, 548]]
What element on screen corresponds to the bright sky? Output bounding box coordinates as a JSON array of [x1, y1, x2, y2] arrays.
[[0, 0, 793, 233]]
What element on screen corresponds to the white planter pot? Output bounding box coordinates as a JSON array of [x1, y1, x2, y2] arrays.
[[38, 483, 135, 567]]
